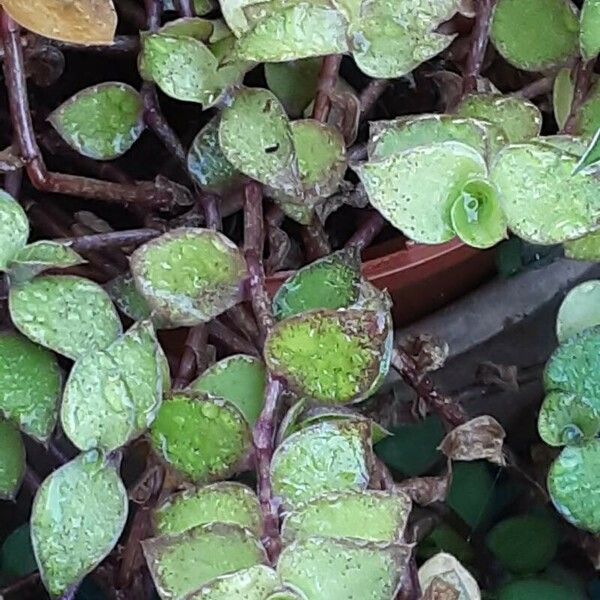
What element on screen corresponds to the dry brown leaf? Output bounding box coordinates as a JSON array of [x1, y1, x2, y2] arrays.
[[0, 145, 24, 172], [419, 553, 481, 600], [396, 462, 452, 506], [3, 0, 117, 45], [422, 577, 460, 600], [438, 416, 506, 466]]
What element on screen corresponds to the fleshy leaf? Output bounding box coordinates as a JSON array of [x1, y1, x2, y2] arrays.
[[140, 33, 222, 106], [30, 451, 128, 598], [349, 0, 460, 78], [355, 141, 487, 244], [486, 514, 558, 574], [281, 490, 411, 544], [154, 482, 261, 536], [219, 0, 265, 37], [150, 392, 250, 483], [581, 0, 600, 60], [456, 94, 542, 144], [187, 117, 245, 194], [235, 3, 348, 62], [491, 143, 600, 244], [264, 309, 391, 405], [8, 241, 85, 284], [496, 579, 575, 600], [188, 355, 266, 426], [548, 440, 600, 532], [160, 17, 215, 40], [276, 399, 308, 446], [277, 537, 410, 600], [0, 524, 38, 580], [48, 83, 144, 160], [0, 421, 25, 500], [564, 230, 600, 260], [271, 420, 372, 509], [574, 79, 600, 137], [556, 280, 600, 342], [266, 591, 304, 600], [105, 273, 152, 321], [9, 275, 122, 360], [368, 114, 507, 163], [61, 320, 163, 452], [0, 191, 29, 271], [490, 0, 578, 71], [0, 333, 61, 441], [418, 552, 481, 600], [2, 0, 117, 45], [272, 248, 361, 320], [449, 179, 507, 249], [265, 59, 322, 118], [553, 68, 575, 131], [184, 565, 280, 599], [142, 523, 267, 600], [219, 88, 301, 194], [130, 228, 247, 327], [572, 127, 600, 174]]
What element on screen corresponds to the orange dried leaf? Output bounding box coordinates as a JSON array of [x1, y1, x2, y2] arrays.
[[2, 0, 117, 45]]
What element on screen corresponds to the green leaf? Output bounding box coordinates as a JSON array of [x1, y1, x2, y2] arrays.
[[355, 141, 487, 244], [556, 280, 600, 342], [9, 275, 122, 360], [48, 83, 144, 160], [8, 241, 86, 284], [534, 134, 587, 156], [491, 143, 600, 244], [219, 88, 301, 195], [456, 94, 542, 144], [265, 59, 322, 118], [0, 421, 25, 500], [447, 461, 497, 530], [273, 248, 361, 320], [548, 440, 600, 532], [188, 355, 266, 426], [281, 490, 411, 544], [150, 392, 250, 483], [0, 524, 37, 580], [266, 591, 304, 600], [486, 514, 559, 574], [581, 0, 600, 60], [276, 399, 308, 446], [184, 565, 280, 600], [573, 78, 600, 137], [235, 2, 348, 62], [450, 178, 507, 249], [271, 420, 372, 510], [564, 230, 600, 260], [277, 537, 410, 600], [349, 0, 460, 78], [142, 523, 267, 599], [553, 68, 575, 131], [490, 0, 579, 71], [160, 17, 214, 40], [0, 332, 61, 441], [0, 191, 28, 271], [368, 114, 507, 163], [219, 0, 265, 37], [538, 391, 600, 446], [154, 482, 261, 537], [265, 309, 392, 405], [572, 127, 600, 174], [187, 117, 245, 195], [61, 320, 163, 452], [140, 33, 222, 106], [417, 524, 474, 565], [105, 273, 152, 321], [131, 228, 247, 327], [496, 578, 575, 600], [375, 415, 445, 477], [31, 451, 128, 598]]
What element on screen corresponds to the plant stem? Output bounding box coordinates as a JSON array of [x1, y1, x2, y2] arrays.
[[174, 325, 208, 389], [513, 75, 554, 99], [0, 572, 41, 598], [463, 0, 496, 95], [61, 228, 161, 252], [312, 55, 342, 122], [345, 210, 386, 252], [1, 12, 187, 208], [563, 59, 594, 134], [174, 0, 195, 17], [359, 79, 390, 117], [225, 304, 261, 347], [391, 347, 467, 427], [54, 35, 140, 55], [207, 318, 260, 356]]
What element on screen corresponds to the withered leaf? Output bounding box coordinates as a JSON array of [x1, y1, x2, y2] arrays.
[[396, 462, 452, 506], [422, 577, 460, 600], [438, 416, 506, 466]]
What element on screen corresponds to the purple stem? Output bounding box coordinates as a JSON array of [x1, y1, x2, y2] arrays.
[[345, 210, 386, 252], [60, 228, 161, 252], [0, 572, 41, 598], [312, 55, 342, 122], [174, 325, 208, 389], [225, 304, 261, 347], [174, 0, 195, 17], [462, 0, 496, 95], [207, 319, 260, 356], [359, 79, 390, 117], [563, 59, 594, 134]]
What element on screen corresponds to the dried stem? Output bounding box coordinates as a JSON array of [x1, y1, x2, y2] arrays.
[[359, 79, 390, 118], [345, 210, 386, 252], [463, 0, 496, 95], [312, 55, 343, 122], [174, 325, 208, 389], [563, 59, 594, 134], [60, 228, 161, 252], [391, 347, 467, 427], [207, 318, 260, 356]]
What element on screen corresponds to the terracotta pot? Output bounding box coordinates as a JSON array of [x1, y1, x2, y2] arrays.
[[265, 238, 496, 325]]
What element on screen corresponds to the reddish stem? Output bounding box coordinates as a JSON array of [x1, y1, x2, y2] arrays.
[[463, 0, 496, 95], [225, 304, 261, 347], [359, 79, 390, 117], [312, 55, 342, 122], [0, 572, 41, 598], [207, 318, 260, 356], [173, 325, 208, 389], [61, 228, 161, 252], [345, 210, 386, 252], [391, 347, 467, 427], [563, 59, 594, 134], [174, 0, 195, 17]]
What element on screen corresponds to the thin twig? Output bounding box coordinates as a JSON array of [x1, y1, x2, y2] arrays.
[[563, 59, 594, 134], [345, 210, 386, 252], [207, 318, 260, 356], [463, 0, 496, 95], [359, 79, 390, 118], [174, 325, 208, 389], [60, 228, 161, 252], [54, 35, 140, 55], [225, 304, 261, 347], [312, 55, 343, 122], [513, 76, 554, 100], [391, 347, 467, 428]]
